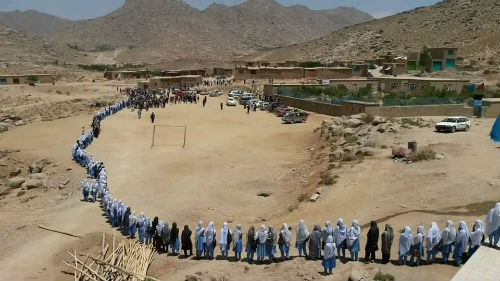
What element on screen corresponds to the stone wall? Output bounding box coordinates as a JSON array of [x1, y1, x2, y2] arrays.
[[278, 96, 343, 116], [279, 96, 476, 118], [365, 104, 473, 118]]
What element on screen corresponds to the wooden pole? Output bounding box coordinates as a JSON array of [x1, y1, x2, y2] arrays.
[[38, 225, 82, 238], [81, 253, 160, 281]]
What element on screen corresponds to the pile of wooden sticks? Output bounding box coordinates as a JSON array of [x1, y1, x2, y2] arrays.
[[63, 232, 158, 281]]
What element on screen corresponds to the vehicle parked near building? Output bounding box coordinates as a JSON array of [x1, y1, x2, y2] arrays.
[[268, 102, 286, 112], [259, 101, 270, 110], [282, 111, 308, 124], [226, 97, 237, 106], [435, 116, 471, 133]]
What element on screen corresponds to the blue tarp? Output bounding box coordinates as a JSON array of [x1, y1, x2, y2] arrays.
[[490, 115, 500, 142]]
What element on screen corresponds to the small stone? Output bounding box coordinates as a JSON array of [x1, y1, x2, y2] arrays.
[[30, 173, 46, 180], [0, 187, 13, 196], [26, 179, 44, 190], [400, 204, 407, 208], [310, 193, 320, 202], [17, 190, 26, 197], [62, 179, 70, 185], [0, 158, 6, 166], [28, 164, 42, 174], [66, 167, 72, 171], [14, 120, 25, 126], [185, 275, 200, 281]]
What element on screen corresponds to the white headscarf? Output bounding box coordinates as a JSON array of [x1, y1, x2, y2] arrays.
[[346, 220, 361, 247], [206, 221, 215, 245], [256, 225, 268, 244], [456, 221, 470, 253], [220, 222, 229, 245], [470, 220, 484, 247], [324, 221, 333, 235], [156, 221, 164, 236], [426, 222, 441, 250], [334, 218, 347, 244], [296, 219, 309, 244], [195, 221, 204, 239], [413, 225, 425, 245], [323, 235, 336, 259], [232, 224, 242, 244], [281, 223, 292, 246], [399, 226, 412, 255], [442, 220, 456, 245], [129, 212, 136, 227], [485, 202, 500, 235]]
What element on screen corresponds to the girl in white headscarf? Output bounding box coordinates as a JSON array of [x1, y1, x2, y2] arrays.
[[205, 221, 216, 259], [346, 220, 361, 261], [398, 226, 412, 265], [194, 221, 205, 259], [128, 211, 137, 239], [232, 224, 243, 260], [219, 222, 231, 260], [410, 225, 425, 266], [453, 221, 469, 266], [136, 213, 145, 243], [333, 218, 347, 259], [322, 221, 334, 249], [255, 225, 268, 262], [322, 236, 336, 275], [441, 220, 456, 263], [279, 223, 292, 260], [468, 220, 484, 257], [266, 226, 277, 261], [295, 219, 310, 257], [485, 202, 500, 246], [425, 222, 441, 264]]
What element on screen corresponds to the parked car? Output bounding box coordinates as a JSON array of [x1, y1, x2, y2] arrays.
[[274, 106, 292, 117], [239, 93, 254, 105], [226, 97, 237, 106], [259, 101, 270, 110], [435, 116, 471, 133], [282, 111, 308, 124], [210, 89, 224, 97], [268, 102, 286, 112]]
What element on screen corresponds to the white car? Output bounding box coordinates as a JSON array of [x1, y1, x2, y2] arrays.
[[435, 116, 471, 133], [226, 97, 237, 106]]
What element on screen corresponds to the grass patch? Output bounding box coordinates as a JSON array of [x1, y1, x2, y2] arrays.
[[298, 193, 309, 202], [364, 141, 376, 148], [319, 172, 335, 185], [345, 135, 357, 144], [408, 149, 436, 162], [374, 270, 395, 281]]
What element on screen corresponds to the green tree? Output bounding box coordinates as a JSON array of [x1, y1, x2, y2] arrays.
[[26, 75, 39, 84], [419, 46, 432, 73]]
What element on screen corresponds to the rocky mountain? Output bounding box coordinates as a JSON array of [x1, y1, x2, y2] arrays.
[[244, 0, 500, 63], [0, 10, 75, 35], [49, 0, 373, 67]]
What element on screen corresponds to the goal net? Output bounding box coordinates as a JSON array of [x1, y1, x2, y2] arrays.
[[151, 125, 187, 148]]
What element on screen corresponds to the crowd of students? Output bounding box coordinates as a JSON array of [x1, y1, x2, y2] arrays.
[[72, 96, 500, 275]]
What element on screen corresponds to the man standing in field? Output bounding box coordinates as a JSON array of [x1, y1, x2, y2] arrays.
[[150, 112, 155, 123]]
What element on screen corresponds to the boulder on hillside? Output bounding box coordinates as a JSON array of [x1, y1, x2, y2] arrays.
[[343, 118, 363, 128], [0, 187, 13, 196], [328, 124, 344, 136], [360, 147, 377, 156], [343, 128, 356, 138], [7, 177, 25, 189], [30, 173, 46, 180], [371, 115, 387, 125], [349, 113, 367, 120], [329, 149, 344, 161], [377, 123, 389, 133], [355, 124, 371, 136], [25, 179, 44, 190], [28, 164, 42, 174], [9, 168, 21, 177]]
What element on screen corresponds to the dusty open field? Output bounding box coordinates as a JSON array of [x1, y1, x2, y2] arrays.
[[0, 81, 499, 281]]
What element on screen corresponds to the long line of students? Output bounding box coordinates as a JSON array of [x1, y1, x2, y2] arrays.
[[72, 98, 500, 275]]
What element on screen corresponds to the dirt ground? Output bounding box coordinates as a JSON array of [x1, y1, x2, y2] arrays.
[[0, 80, 499, 281]]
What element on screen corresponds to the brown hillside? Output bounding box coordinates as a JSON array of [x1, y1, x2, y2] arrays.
[[0, 10, 75, 35], [49, 0, 373, 67], [244, 0, 500, 63]]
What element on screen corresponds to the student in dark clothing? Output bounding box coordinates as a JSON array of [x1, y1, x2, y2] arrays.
[[181, 225, 193, 257], [170, 222, 180, 255], [365, 221, 379, 263]]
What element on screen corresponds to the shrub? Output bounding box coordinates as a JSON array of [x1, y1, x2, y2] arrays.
[[26, 75, 39, 83], [298, 193, 309, 202], [408, 149, 436, 162], [374, 270, 395, 281], [319, 172, 335, 185], [345, 135, 358, 144]]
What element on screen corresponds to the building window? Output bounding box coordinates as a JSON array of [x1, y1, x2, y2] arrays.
[[390, 82, 398, 89], [0, 79, 7, 85], [409, 84, 417, 91], [447, 50, 455, 56], [250, 70, 257, 75], [13, 78, 20, 84], [447, 84, 453, 91]]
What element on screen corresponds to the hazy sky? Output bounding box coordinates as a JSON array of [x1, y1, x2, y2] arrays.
[[0, 0, 441, 20]]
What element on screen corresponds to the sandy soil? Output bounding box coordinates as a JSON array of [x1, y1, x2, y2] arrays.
[[0, 81, 499, 281]]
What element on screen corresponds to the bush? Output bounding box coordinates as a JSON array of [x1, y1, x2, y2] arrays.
[[374, 270, 395, 281], [319, 172, 335, 185], [26, 75, 39, 83], [298, 193, 309, 202], [408, 149, 436, 162]]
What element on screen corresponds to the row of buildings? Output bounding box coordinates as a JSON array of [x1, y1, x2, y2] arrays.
[[263, 76, 469, 97], [103, 67, 233, 81], [0, 74, 56, 85]]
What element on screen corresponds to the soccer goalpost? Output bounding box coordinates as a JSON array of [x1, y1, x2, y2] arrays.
[[151, 125, 187, 149]]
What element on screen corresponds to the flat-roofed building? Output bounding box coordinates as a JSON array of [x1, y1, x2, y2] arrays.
[[304, 67, 352, 79], [148, 75, 202, 88], [104, 70, 151, 80], [234, 66, 304, 81], [0, 74, 56, 85], [377, 76, 468, 94]]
